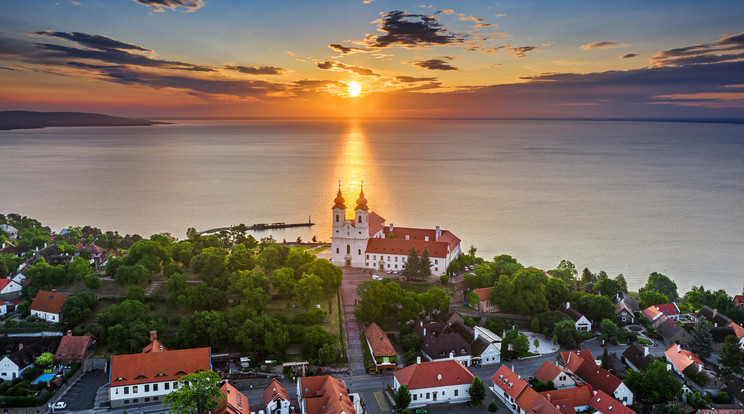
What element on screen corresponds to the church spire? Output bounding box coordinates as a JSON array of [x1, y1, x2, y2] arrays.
[[333, 181, 346, 209], [355, 182, 368, 211]]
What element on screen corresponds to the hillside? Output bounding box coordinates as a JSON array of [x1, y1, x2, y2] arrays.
[[0, 111, 164, 130]]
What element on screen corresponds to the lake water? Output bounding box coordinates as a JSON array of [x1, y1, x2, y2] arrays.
[[1, 119, 743, 295]]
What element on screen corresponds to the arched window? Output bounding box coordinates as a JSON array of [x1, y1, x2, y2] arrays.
[[358, 249, 361, 255], [336, 247, 339, 254], [358, 215, 362, 223], [346, 245, 350, 254], [336, 214, 339, 222]]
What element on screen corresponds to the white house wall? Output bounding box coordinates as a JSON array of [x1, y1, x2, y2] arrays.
[[0, 357, 26, 380], [110, 380, 181, 408], [398, 383, 471, 408], [31, 310, 59, 323]]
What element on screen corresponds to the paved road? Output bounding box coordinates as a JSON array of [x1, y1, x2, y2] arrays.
[[340, 267, 369, 376]]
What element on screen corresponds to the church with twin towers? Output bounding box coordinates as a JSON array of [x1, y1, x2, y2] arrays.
[[330, 185, 462, 276]]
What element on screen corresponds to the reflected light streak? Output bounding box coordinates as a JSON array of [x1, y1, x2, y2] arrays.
[[332, 120, 381, 220]]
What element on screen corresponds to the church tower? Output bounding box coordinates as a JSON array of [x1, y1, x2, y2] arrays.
[[330, 184, 372, 267], [332, 185, 346, 230], [355, 185, 369, 232]]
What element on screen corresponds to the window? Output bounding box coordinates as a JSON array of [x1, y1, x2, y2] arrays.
[[435, 267, 438, 272], [347, 245, 350, 254], [426, 393, 430, 399], [124, 400, 129, 405], [133, 398, 139, 403], [358, 249, 361, 255], [154, 396, 159, 401], [395, 257, 398, 262], [413, 394, 417, 401], [145, 397, 150, 402], [153, 384, 158, 391], [373, 255, 376, 260], [454, 390, 459, 396], [165, 383, 170, 390], [336, 248, 339, 254], [435, 259, 438, 264], [133, 386, 138, 393], [336, 214, 339, 222], [366, 254, 369, 259], [358, 215, 362, 223], [395, 265, 398, 269], [124, 387, 129, 395]]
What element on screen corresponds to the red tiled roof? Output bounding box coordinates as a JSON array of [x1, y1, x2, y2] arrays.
[[551, 398, 577, 414], [263, 379, 289, 406], [729, 322, 744, 339], [560, 350, 594, 367], [299, 375, 356, 414], [110, 347, 211, 387], [533, 360, 565, 383], [589, 390, 634, 414], [395, 359, 474, 390], [653, 303, 680, 316], [539, 385, 594, 408], [143, 338, 168, 353], [55, 335, 93, 362], [573, 358, 622, 395], [735, 295, 744, 307], [366, 238, 450, 258], [365, 323, 396, 357], [217, 381, 250, 414], [516, 386, 541, 413], [641, 306, 662, 321], [492, 365, 529, 400], [30, 290, 69, 315], [0, 279, 10, 290], [664, 344, 703, 373], [368, 212, 386, 237], [474, 287, 492, 302]]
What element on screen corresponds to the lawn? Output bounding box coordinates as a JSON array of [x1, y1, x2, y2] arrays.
[[265, 294, 341, 340], [636, 337, 653, 345]]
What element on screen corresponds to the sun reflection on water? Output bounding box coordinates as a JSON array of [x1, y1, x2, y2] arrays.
[[332, 120, 381, 219]]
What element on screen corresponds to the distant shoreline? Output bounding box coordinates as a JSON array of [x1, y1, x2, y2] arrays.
[[0, 111, 167, 131], [150, 116, 744, 125]]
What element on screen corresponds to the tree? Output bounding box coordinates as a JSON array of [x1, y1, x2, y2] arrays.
[[308, 259, 343, 296], [61, 290, 97, 326], [719, 334, 744, 378], [403, 247, 420, 280], [259, 244, 285, 273], [126, 285, 146, 301], [615, 274, 628, 293], [468, 377, 486, 406], [84, 273, 101, 290], [685, 390, 712, 410], [531, 318, 540, 333], [545, 278, 570, 309], [163, 370, 224, 414], [600, 319, 619, 342], [176, 311, 229, 350], [658, 404, 687, 414], [488, 400, 499, 414], [688, 317, 713, 359], [67, 256, 92, 281], [190, 247, 227, 283], [513, 333, 530, 358], [553, 319, 579, 348], [644, 272, 678, 300], [226, 244, 256, 273], [580, 268, 596, 285], [549, 260, 577, 284], [419, 248, 432, 279], [601, 347, 610, 370], [98, 299, 163, 353], [492, 254, 523, 277], [624, 361, 682, 403], [270, 267, 297, 297], [294, 273, 325, 308], [594, 278, 623, 298], [638, 290, 669, 309], [35, 352, 54, 367], [394, 385, 412, 410], [466, 291, 480, 309], [114, 264, 150, 286]]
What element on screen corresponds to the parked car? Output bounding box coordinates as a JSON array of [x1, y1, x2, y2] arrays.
[[372, 274, 381, 280], [49, 401, 67, 410]]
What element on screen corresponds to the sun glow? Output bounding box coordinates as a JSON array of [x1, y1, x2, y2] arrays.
[[347, 81, 363, 97]]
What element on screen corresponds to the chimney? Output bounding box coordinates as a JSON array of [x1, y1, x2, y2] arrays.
[[677, 344, 681, 353], [698, 363, 702, 372], [546, 394, 551, 401], [423, 327, 426, 337], [339, 393, 342, 401], [390, 223, 394, 232], [449, 352, 454, 359], [435, 226, 441, 240], [424, 236, 429, 241], [644, 346, 649, 357], [437, 374, 442, 381], [18, 343, 23, 350], [416, 356, 421, 365], [713, 309, 718, 318], [67, 330, 72, 337], [150, 331, 158, 341]]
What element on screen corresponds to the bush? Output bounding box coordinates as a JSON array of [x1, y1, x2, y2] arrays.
[[485, 317, 508, 334], [714, 391, 731, 404], [626, 332, 638, 342], [682, 365, 709, 387]]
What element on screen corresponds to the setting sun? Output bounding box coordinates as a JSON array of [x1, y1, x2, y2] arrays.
[[347, 81, 363, 97]]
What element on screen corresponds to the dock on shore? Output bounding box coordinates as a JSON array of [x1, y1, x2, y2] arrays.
[[199, 217, 314, 235]]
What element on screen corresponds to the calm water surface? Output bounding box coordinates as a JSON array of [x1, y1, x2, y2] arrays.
[[1, 119, 743, 295]]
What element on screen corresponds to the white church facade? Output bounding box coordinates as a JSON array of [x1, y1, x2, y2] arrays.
[[330, 187, 462, 276]]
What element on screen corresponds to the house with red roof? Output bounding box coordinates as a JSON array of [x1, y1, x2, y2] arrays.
[[491, 365, 560, 414], [473, 287, 498, 312], [664, 344, 703, 376], [0, 278, 22, 297], [216, 381, 250, 414], [589, 390, 634, 414], [0, 299, 6, 316], [364, 323, 397, 372], [393, 359, 474, 408], [264, 378, 291, 414], [30, 289, 69, 323], [55, 330, 95, 363], [109, 336, 211, 409], [297, 375, 358, 414], [538, 385, 594, 413], [532, 360, 577, 389], [559, 350, 634, 405], [735, 295, 744, 308], [330, 187, 462, 276]]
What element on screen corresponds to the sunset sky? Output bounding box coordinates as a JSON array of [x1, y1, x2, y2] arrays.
[[1, 0, 743, 118]]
